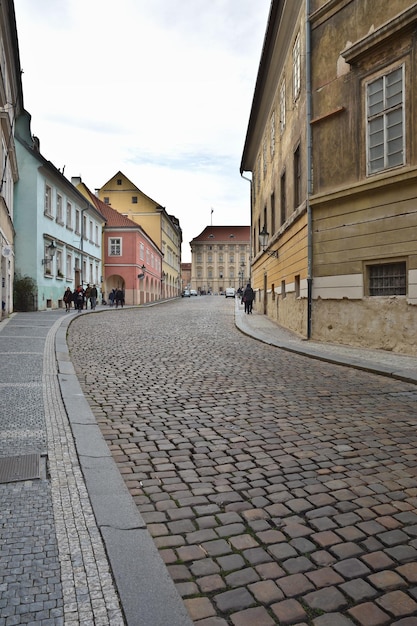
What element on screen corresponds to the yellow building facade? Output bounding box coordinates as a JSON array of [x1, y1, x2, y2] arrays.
[[98, 172, 182, 298], [241, 0, 417, 355], [0, 2, 23, 316], [190, 226, 250, 294]]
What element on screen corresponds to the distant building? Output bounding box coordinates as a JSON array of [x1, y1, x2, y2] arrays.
[[190, 226, 250, 294], [97, 172, 182, 299], [0, 1, 24, 315], [241, 0, 417, 354], [14, 112, 103, 311], [76, 179, 162, 305], [180, 262, 191, 292]]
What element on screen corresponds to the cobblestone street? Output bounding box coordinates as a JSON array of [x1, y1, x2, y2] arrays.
[[68, 297, 417, 626]]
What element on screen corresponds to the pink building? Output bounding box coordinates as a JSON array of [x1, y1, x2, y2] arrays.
[[79, 183, 163, 305]]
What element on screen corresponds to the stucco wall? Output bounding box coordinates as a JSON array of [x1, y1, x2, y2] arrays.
[[254, 290, 308, 338], [312, 297, 417, 355]]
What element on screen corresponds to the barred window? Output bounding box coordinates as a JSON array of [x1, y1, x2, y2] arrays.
[[368, 262, 406, 296]]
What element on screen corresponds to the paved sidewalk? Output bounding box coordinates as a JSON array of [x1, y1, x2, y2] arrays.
[[0, 309, 192, 626], [235, 300, 417, 385]]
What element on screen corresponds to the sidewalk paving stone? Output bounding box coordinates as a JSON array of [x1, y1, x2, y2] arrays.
[[230, 605, 276, 626]]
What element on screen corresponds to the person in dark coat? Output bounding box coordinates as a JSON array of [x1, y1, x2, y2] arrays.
[[74, 287, 84, 312], [242, 283, 255, 314], [115, 288, 124, 308], [63, 287, 72, 312], [89, 284, 98, 310]]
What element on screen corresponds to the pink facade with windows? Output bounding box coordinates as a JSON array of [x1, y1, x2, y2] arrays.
[[80, 184, 163, 305]]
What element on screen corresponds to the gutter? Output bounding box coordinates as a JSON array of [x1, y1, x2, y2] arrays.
[[306, 0, 313, 339], [241, 171, 253, 282]]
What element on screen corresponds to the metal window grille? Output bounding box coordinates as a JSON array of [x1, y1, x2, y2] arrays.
[[369, 262, 406, 296]]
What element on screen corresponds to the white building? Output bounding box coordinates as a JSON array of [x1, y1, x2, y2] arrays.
[[13, 111, 103, 311]]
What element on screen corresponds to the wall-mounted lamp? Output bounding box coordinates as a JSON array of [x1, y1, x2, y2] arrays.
[[137, 264, 146, 279], [42, 240, 57, 265], [258, 226, 278, 259]]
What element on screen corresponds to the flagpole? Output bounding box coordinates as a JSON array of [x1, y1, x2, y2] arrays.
[[210, 207, 214, 226]]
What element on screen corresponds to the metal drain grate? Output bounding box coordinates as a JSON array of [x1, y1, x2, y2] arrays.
[[0, 453, 41, 484]]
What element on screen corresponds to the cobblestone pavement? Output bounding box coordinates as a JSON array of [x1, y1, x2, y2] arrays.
[[0, 313, 124, 626], [67, 297, 417, 626]]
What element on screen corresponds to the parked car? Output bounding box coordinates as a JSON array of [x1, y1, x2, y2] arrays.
[[190, 289, 198, 296], [225, 287, 236, 298], [182, 290, 191, 297]]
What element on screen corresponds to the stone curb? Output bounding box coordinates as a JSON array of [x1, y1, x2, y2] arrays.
[[234, 300, 417, 386], [55, 312, 193, 626]]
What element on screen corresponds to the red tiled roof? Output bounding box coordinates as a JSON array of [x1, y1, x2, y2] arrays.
[[190, 225, 250, 244], [82, 186, 139, 228]]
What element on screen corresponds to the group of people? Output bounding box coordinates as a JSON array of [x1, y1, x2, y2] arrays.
[[108, 288, 125, 308], [63, 284, 98, 313]]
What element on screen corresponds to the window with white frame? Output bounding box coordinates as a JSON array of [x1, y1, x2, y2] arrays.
[[95, 225, 99, 244], [109, 238, 121, 256], [66, 254, 72, 278], [293, 34, 301, 101], [367, 66, 404, 174], [44, 184, 52, 216], [56, 194, 63, 223], [140, 242, 144, 259], [280, 81, 286, 133], [89, 220, 93, 241], [56, 250, 63, 276], [270, 111, 275, 157], [66, 202, 72, 229], [75, 209, 80, 234], [257, 156, 261, 192]]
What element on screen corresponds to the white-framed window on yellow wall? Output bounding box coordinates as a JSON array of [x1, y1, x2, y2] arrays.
[[367, 65, 404, 175]]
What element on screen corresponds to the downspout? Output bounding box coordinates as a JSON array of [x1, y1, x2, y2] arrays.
[[306, 0, 313, 339], [241, 172, 252, 283]]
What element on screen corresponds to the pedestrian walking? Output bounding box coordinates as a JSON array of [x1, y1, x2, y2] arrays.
[[89, 284, 98, 310], [109, 289, 115, 307], [63, 287, 72, 312], [242, 283, 255, 314], [84, 284, 91, 309], [115, 288, 124, 308], [74, 287, 84, 313]]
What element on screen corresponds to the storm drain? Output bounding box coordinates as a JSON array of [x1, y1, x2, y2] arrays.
[[0, 453, 41, 484]]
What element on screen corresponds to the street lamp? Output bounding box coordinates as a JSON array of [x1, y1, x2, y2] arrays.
[[42, 240, 57, 265], [239, 262, 245, 288], [259, 226, 278, 258], [137, 265, 146, 279]]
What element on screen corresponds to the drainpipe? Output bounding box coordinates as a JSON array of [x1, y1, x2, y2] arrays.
[[241, 172, 253, 283], [306, 0, 313, 339]]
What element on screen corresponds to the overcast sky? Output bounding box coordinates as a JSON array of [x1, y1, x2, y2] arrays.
[[14, 0, 270, 261]]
